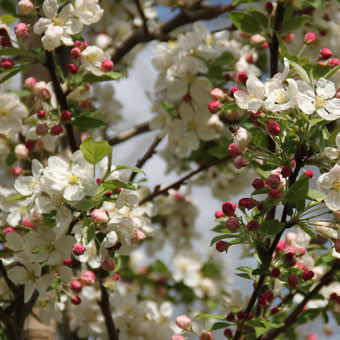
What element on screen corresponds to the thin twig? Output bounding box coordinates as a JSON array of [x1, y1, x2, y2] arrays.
[[112, 3, 234, 63], [108, 121, 151, 146], [45, 51, 78, 153], [98, 270, 119, 340], [129, 136, 162, 182], [133, 0, 149, 37], [139, 156, 229, 205]]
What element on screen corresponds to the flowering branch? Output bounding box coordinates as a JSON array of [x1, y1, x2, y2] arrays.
[[98, 270, 119, 340], [112, 3, 234, 63], [133, 0, 149, 38], [259, 260, 340, 340], [129, 135, 162, 182], [108, 121, 151, 146], [45, 51, 78, 153], [139, 156, 229, 205]]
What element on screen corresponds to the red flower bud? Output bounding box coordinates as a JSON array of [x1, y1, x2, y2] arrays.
[[208, 100, 221, 114], [305, 170, 314, 178], [101, 59, 114, 72], [228, 143, 243, 158], [216, 240, 228, 252], [304, 32, 316, 44], [302, 270, 315, 281], [288, 274, 298, 288], [71, 296, 81, 305], [50, 125, 63, 136], [320, 48, 333, 60], [238, 198, 255, 210], [215, 210, 225, 218], [267, 120, 280, 136], [61, 110, 72, 122], [225, 217, 240, 231], [268, 188, 281, 200], [271, 268, 281, 278], [247, 220, 260, 231], [252, 178, 264, 190], [67, 63, 78, 74], [222, 201, 236, 215]]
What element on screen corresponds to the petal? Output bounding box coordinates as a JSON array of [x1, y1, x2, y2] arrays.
[[14, 176, 33, 196], [63, 185, 85, 201], [32, 159, 44, 177], [42, 0, 58, 19], [325, 190, 340, 211], [247, 75, 265, 98], [234, 91, 250, 110], [248, 98, 263, 112], [33, 18, 51, 35], [297, 92, 315, 115], [190, 77, 212, 104], [317, 172, 333, 192], [316, 78, 336, 99], [336, 132, 340, 150]]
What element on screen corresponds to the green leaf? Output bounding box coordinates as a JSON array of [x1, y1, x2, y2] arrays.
[[288, 60, 310, 84], [210, 234, 231, 247], [232, 0, 255, 5], [297, 309, 321, 324], [5, 153, 16, 167], [73, 116, 106, 130], [301, 225, 316, 238], [0, 67, 21, 84], [0, 48, 26, 56], [249, 10, 268, 29], [307, 189, 326, 202], [82, 218, 95, 245], [229, 11, 259, 34], [0, 14, 16, 24], [195, 313, 226, 321], [103, 180, 135, 191], [74, 198, 93, 211], [276, 33, 289, 56], [324, 64, 340, 79], [281, 15, 311, 35], [260, 219, 285, 235], [0, 0, 16, 14], [286, 177, 309, 203], [257, 245, 271, 269], [152, 259, 169, 274], [114, 165, 146, 176], [252, 268, 268, 276], [207, 322, 232, 332], [4, 194, 26, 203], [82, 71, 122, 83], [11, 89, 31, 97], [80, 137, 112, 165]]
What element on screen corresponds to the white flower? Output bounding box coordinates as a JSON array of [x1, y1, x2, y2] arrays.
[[0, 93, 28, 133], [233, 127, 252, 148], [297, 78, 340, 120], [75, 0, 103, 25], [234, 75, 265, 111], [323, 132, 340, 160], [33, 0, 82, 51], [317, 165, 340, 211], [81, 46, 110, 76]]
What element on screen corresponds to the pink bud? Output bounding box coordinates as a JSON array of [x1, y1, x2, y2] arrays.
[[14, 144, 29, 159], [233, 155, 248, 169], [14, 23, 27, 38], [2, 227, 14, 234], [210, 88, 225, 101], [265, 174, 281, 188], [91, 209, 108, 223], [22, 218, 34, 228], [302, 270, 314, 281], [208, 100, 221, 114], [296, 247, 306, 256], [36, 123, 48, 136], [1, 58, 13, 69], [60, 110, 72, 122], [73, 243, 85, 256], [305, 170, 314, 178], [320, 48, 333, 60], [224, 329, 232, 338], [101, 59, 114, 72], [216, 240, 228, 252], [268, 188, 281, 200], [238, 198, 255, 210], [67, 63, 78, 74], [215, 210, 225, 218], [247, 220, 260, 231], [80, 270, 96, 286], [252, 179, 264, 190], [229, 87, 239, 97], [63, 258, 73, 267], [225, 217, 240, 231], [70, 47, 82, 59], [258, 296, 268, 306], [280, 166, 291, 178], [276, 240, 286, 251], [37, 88, 51, 100], [50, 125, 63, 136], [131, 229, 146, 244], [283, 33, 295, 44], [70, 280, 83, 293], [37, 109, 47, 119], [228, 143, 243, 158], [250, 34, 266, 45], [18, 0, 34, 14], [304, 32, 316, 44], [25, 77, 37, 89], [171, 336, 185, 340], [267, 120, 280, 136], [74, 40, 88, 51], [11, 166, 23, 177], [176, 315, 192, 330], [101, 257, 115, 271], [113, 273, 120, 281], [222, 201, 236, 215], [329, 58, 340, 68], [306, 333, 318, 340], [261, 41, 269, 49], [335, 239, 340, 253], [245, 54, 253, 64], [199, 331, 213, 340], [288, 274, 298, 288], [235, 72, 248, 84], [71, 296, 81, 305]]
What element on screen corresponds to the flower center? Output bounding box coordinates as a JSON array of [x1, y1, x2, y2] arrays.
[[249, 93, 257, 99], [0, 108, 9, 117], [53, 17, 66, 26], [51, 194, 65, 208], [332, 180, 340, 191], [273, 89, 288, 104], [87, 53, 98, 63], [68, 174, 79, 185], [315, 95, 326, 109]]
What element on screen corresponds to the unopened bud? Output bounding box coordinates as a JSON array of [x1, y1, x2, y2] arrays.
[[80, 270, 96, 286], [14, 144, 29, 159], [70, 280, 82, 293], [73, 243, 85, 256], [11, 166, 23, 177], [101, 59, 114, 72], [176, 315, 192, 330], [18, 0, 34, 14], [14, 23, 27, 38], [304, 32, 316, 44], [320, 48, 333, 60], [210, 88, 225, 101], [36, 123, 48, 136]]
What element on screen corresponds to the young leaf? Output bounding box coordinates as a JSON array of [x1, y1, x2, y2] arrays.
[[4, 194, 26, 203], [286, 177, 309, 203], [288, 60, 310, 84], [229, 11, 259, 34], [260, 219, 285, 235], [80, 137, 112, 165], [73, 116, 107, 130], [195, 313, 226, 321], [82, 71, 122, 83], [82, 219, 95, 245], [114, 165, 146, 176]]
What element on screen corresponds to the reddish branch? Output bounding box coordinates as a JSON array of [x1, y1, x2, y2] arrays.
[[112, 3, 234, 63], [139, 156, 229, 205], [45, 51, 78, 153]]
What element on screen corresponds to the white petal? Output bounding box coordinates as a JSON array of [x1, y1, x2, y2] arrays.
[[42, 0, 59, 19], [63, 185, 84, 201], [317, 173, 333, 192], [234, 91, 250, 110], [297, 92, 315, 115], [325, 190, 340, 211], [316, 78, 336, 99]]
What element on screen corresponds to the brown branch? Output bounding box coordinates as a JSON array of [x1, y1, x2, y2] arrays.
[[98, 270, 119, 340], [108, 121, 151, 146], [45, 51, 78, 153], [129, 135, 162, 182], [139, 156, 229, 205], [133, 0, 149, 37], [259, 260, 340, 340], [112, 3, 234, 63], [0, 261, 17, 295]]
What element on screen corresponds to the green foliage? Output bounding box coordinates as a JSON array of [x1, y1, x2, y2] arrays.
[[229, 11, 259, 34], [80, 137, 112, 165], [82, 71, 122, 83], [72, 116, 107, 130]]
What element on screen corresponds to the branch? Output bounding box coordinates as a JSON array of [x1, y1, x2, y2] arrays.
[[98, 270, 119, 340], [259, 260, 340, 340], [112, 3, 234, 63], [45, 51, 78, 153], [0, 261, 17, 295], [133, 0, 149, 37], [139, 156, 229, 205], [108, 121, 151, 146], [129, 136, 162, 182]]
